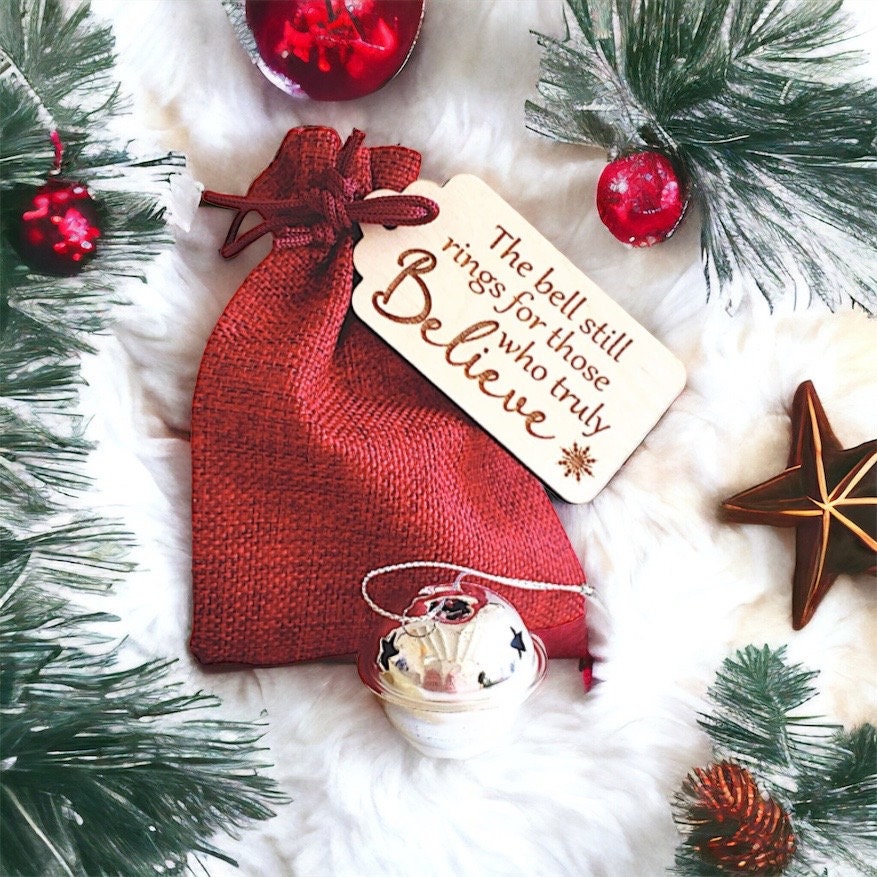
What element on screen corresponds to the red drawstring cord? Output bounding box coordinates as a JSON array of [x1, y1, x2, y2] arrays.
[[200, 131, 438, 258]]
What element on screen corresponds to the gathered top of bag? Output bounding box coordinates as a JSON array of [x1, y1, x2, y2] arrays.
[[201, 128, 438, 257]]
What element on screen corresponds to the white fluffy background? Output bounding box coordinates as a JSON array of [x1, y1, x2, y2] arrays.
[[77, 2, 877, 875]]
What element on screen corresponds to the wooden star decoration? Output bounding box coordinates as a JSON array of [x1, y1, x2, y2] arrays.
[[721, 380, 877, 629]]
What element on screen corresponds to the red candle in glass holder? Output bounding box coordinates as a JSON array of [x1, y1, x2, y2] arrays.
[[245, 0, 425, 101]]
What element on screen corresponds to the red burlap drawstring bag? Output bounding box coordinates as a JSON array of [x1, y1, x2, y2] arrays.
[[190, 126, 588, 666]]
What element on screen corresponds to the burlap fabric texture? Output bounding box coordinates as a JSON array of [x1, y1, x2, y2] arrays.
[[190, 126, 588, 665]]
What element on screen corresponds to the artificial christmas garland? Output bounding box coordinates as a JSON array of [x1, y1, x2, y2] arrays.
[[673, 645, 876, 875], [526, 0, 877, 313], [0, 2, 285, 874]]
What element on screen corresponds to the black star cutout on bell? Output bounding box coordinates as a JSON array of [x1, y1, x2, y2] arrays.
[[428, 596, 474, 621], [721, 381, 876, 629], [510, 628, 526, 658], [378, 633, 400, 671]]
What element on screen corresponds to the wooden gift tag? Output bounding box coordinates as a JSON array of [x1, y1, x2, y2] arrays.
[[352, 175, 686, 503]]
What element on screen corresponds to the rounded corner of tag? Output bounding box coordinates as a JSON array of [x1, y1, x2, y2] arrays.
[[545, 470, 604, 505], [446, 173, 493, 196], [551, 482, 599, 505], [670, 358, 688, 396]]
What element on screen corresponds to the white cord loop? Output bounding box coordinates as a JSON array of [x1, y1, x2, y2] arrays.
[[361, 560, 593, 625]]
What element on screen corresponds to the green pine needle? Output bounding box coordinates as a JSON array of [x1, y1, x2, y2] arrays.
[[2, 517, 135, 595], [1, 580, 288, 877], [672, 645, 877, 875], [697, 644, 839, 785], [0, 0, 117, 141], [794, 725, 877, 874], [527, 0, 877, 312], [1, 405, 92, 500]]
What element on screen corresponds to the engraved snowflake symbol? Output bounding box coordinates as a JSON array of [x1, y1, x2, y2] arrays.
[[558, 442, 596, 481]]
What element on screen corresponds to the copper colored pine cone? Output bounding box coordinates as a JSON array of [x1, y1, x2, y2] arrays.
[[682, 762, 797, 875]]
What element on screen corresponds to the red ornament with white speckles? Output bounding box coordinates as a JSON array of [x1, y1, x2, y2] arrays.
[[16, 178, 101, 276], [245, 0, 425, 101], [596, 150, 687, 247]]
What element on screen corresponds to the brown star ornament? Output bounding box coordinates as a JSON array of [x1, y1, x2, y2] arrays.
[[721, 381, 876, 629]]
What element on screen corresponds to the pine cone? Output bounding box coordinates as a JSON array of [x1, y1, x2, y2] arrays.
[[679, 762, 796, 875]]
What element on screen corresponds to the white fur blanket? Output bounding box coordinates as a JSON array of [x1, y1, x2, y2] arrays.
[[84, 2, 876, 874]]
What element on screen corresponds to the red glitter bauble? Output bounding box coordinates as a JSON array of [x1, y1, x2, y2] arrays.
[[15, 178, 101, 275], [596, 150, 687, 247], [245, 0, 425, 101]]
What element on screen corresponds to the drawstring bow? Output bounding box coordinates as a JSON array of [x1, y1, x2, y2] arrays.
[[200, 130, 438, 258]]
